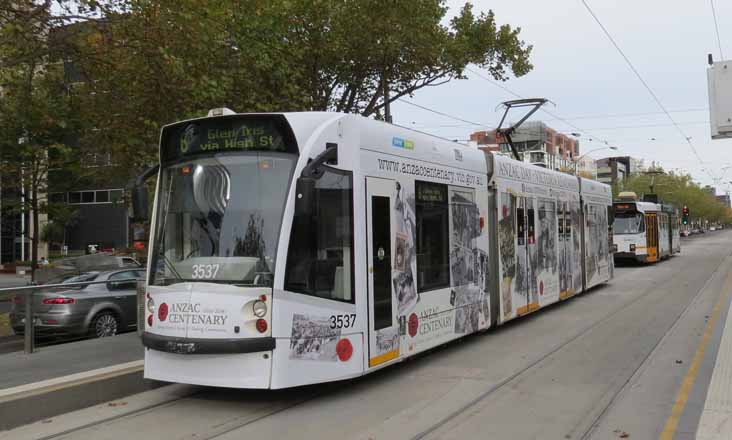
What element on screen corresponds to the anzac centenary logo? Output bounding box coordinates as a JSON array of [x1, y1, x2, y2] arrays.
[[160, 302, 228, 326]]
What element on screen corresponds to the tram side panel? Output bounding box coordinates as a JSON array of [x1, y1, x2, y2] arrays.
[[355, 138, 491, 372], [270, 116, 365, 389], [579, 178, 613, 290], [490, 155, 580, 323]]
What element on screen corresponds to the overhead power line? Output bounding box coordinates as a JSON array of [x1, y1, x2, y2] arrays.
[[710, 0, 725, 60], [397, 98, 487, 127], [465, 66, 617, 148], [580, 0, 716, 181], [412, 119, 709, 132]]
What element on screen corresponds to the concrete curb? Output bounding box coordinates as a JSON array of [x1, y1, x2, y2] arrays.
[[0, 360, 163, 431]]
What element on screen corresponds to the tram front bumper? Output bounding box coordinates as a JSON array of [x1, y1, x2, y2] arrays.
[[143, 332, 275, 388]]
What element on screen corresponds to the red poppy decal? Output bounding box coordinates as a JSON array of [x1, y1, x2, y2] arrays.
[[158, 302, 169, 321], [408, 313, 419, 337], [336, 338, 353, 362]]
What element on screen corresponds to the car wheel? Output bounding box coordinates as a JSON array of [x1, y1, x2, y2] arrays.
[[90, 311, 119, 338]]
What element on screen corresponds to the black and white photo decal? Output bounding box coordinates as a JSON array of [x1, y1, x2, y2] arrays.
[[453, 285, 483, 333], [499, 192, 516, 318], [289, 314, 342, 361], [571, 202, 583, 292], [450, 191, 479, 287], [537, 198, 558, 276], [474, 249, 488, 290], [375, 326, 400, 355], [393, 182, 418, 315], [586, 204, 608, 281]]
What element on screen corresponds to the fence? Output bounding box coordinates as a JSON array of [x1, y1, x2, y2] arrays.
[[0, 278, 139, 354]]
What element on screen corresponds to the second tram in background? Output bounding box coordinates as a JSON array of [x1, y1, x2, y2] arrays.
[[612, 192, 681, 263]]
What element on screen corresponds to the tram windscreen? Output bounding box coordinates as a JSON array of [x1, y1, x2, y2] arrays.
[[150, 153, 297, 286], [151, 115, 299, 286], [614, 212, 645, 235]]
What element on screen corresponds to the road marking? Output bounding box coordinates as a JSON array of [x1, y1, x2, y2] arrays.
[[659, 273, 730, 440]]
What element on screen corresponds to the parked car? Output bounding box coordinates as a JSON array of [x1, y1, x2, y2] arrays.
[[10, 269, 145, 338], [680, 230, 690, 237]]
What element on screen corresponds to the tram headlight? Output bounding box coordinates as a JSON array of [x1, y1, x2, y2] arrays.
[[252, 300, 267, 318], [629, 244, 636, 251], [146, 296, 155, 313]]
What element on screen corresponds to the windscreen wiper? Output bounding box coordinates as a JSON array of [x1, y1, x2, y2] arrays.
[[160, 252, 184, 282]]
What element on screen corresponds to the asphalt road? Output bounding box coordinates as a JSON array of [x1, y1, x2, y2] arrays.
[[5, 231, 731, 440]]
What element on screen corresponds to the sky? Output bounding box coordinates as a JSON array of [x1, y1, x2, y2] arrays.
[[390, 0, 732, 194]]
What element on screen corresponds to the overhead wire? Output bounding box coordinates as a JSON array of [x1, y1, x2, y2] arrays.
[[465, 66, 617, 148], [710, 0, 725, 60], [411, 120, 709, 132], [396, 98, 488, 127], [580, 0, 717, 181]]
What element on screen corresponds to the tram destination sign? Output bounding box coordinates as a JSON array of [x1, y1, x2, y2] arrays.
[[160, 115, 297, 162]]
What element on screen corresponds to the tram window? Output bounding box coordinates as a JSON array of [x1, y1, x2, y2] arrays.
[[527, 208, 535, 244], [517, 207, 525, 245], [558, 207, 564, 236], [416, 181, 449, 292], [284, 167, 354, 303]]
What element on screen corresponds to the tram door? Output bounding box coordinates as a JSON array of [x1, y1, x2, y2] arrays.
[[558, 202, 572, 299], [366, 177, 400, 367], [515, 196, 536, 315], [646, 213, 658, 262]]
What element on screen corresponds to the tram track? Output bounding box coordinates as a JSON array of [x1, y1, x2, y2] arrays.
[[411, 247, 732, 440], [34, 387, 205, 440], [33, 383, 326, 440]]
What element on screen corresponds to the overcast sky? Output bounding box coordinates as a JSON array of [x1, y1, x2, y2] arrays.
[[391, 0, 732, 193]]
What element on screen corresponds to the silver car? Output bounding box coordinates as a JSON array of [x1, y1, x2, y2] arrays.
[[10, 269, 145, 338]]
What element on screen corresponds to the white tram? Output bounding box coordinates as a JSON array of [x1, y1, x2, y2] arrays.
[[612, 194, 681, 263], [140, 111, 613, 389]]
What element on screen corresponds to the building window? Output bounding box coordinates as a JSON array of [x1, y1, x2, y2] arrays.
[[416, 181, 450, 292], [96, 190, 110, 203], [65, 189, 125, 205]]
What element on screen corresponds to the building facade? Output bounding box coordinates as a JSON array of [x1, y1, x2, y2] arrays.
[[595, 156, 645, 188], [469, 121, 580, 172]]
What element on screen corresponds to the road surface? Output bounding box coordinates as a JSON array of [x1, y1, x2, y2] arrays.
[[5, 231, 731, 440]]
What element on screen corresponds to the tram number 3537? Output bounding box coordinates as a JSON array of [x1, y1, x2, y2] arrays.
[[330, 314, 356, 329], [191, 264, 221, 279]]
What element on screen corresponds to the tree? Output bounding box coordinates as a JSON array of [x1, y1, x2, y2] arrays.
[[67, 0, 532, 176], [621, 170, 732, 225], [0, 1, 82, 276]]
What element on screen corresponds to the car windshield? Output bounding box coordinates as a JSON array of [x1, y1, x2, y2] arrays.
[[614, 212, 645, 234], [149, 153, 297, 286]]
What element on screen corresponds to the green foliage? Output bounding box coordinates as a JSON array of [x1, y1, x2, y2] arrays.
[[621, 170, 732, 224], [65, 0, 532, 175]]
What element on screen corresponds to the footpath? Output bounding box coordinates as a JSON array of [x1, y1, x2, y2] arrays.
[[0, 333, 153, 431], [696, 275, 732, 439]]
